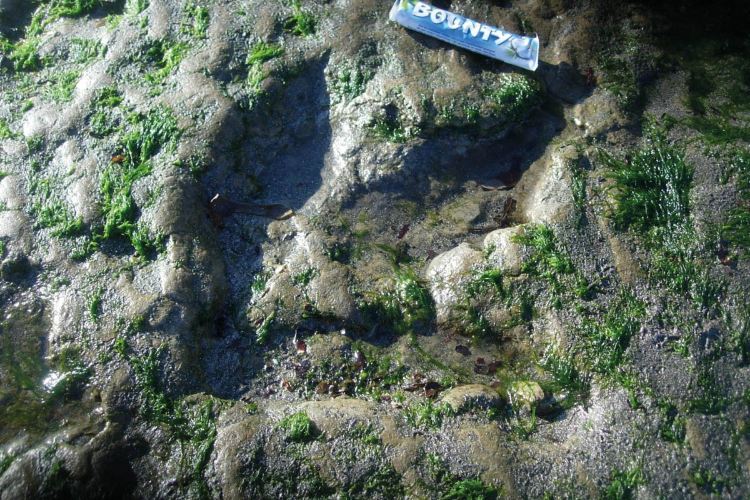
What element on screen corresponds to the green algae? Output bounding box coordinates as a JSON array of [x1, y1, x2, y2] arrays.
[[370, 112, 413, 143], [358, 260, 434, 335], [579, 289, 644, 375], [277, 411, 316, 442], [600, 128, 692, 235], [142, 39, 188, 85], [46, 70, 80, 102], [28, 170, 83, 238], [183, 2, 209, 40], [0, 304, 90, 443], [328, 61, 374, 103], [96, 105, 178, 258], [284, 0, 316, 37], [423, 454, 499, 500], [115, 339, 222, 497], [246, 42, 285, 104], [69, 37, 106, 64], [403, 400, 454, 430], [512, 224, 590, 308], [603, 464, 645, 500]]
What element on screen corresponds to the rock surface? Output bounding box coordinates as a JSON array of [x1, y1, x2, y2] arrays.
[[0, 0, 749, 498]]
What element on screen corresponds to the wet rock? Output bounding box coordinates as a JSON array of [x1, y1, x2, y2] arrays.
[[507, 381, 545, 410], [426, 243, 483, 324], [440, 384, 502, 413], [483, 225, 526, 276], [298, 398, 376, 438], [448, 422, 513, 493], [0, 253, 35, 283], [520, 146, 575, 224], [572, 91, 627, 138], [306, 332, 351, 366], [212, 414, 263, 500], [685, 417, 709, 460], [380, 414, 425, 476], [0, 0, 747, 497]]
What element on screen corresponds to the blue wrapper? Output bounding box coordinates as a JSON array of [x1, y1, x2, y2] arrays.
[[389, 0, 539, 71]]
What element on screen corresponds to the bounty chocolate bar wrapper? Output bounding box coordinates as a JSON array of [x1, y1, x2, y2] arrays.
[[389, 0, 539, 71]]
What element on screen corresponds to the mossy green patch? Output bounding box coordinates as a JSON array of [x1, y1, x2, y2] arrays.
[[690, 466, 725, 495], [142, 39, 188, 85], [125, 0, 149, 16], [183, 2, 209, 40], [254, 310, 275, 345], [0, 0, 103, 73], [657, 401, 686, 443], [442, 479, 499, 500], [284, 0, 316, 37], [292, 267, 318, 287], [603, 464, 644, 500], [88, 86, 124, 137], [328, 61, 373, 103], [4, 37, 45, 71], [600, 128, 692, 235], [423, 454, 499, 499], [539, 345, 589, 404], [483, 73, 541, 123], [403, 400, 454, 430], [246, 42, 284, 104], [723, 301, 750, 365], [0, 453, 15, 476], [686, 365, 730, 415], [28, 170, 83, 238], [69, 37, 106, 64], [359, 258, 434, 335], [721, 148, 750, 254], [513, 224, 591, 307], [46, 70, 80, 102], [579, 289, 644, 375], [92, 105, 178, 258], [0, 305, 89, 441], [369, 109, 415, 143], [451, 267, 532, 341], [0, 119, 17, 140], [598, 123, 725, 322], [88, 287, 103, 322], [596, 24, 649, 114], [350, 422, 380, 446], [33, 199, 83, 237], [0, 0, 106, 73], [278, 411, 315, 442], [247, 42, 285, 66], [115, 340, 221, 496], [48, 0, 101, 19]]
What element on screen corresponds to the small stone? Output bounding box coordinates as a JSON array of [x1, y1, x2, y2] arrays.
[[507, 381, 545, 409], [483, 226, 525, 276]]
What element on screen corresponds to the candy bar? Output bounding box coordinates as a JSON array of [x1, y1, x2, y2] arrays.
[[389, 0, 539, 71]]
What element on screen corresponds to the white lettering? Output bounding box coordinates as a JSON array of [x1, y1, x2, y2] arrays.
[[413, 2, 431, 17], [479, 25, 493, 40], [492, 29, 512, 45], [430, 9, 447, 24], [462, 19, 481, 38], [446, 13, 462, 29]]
